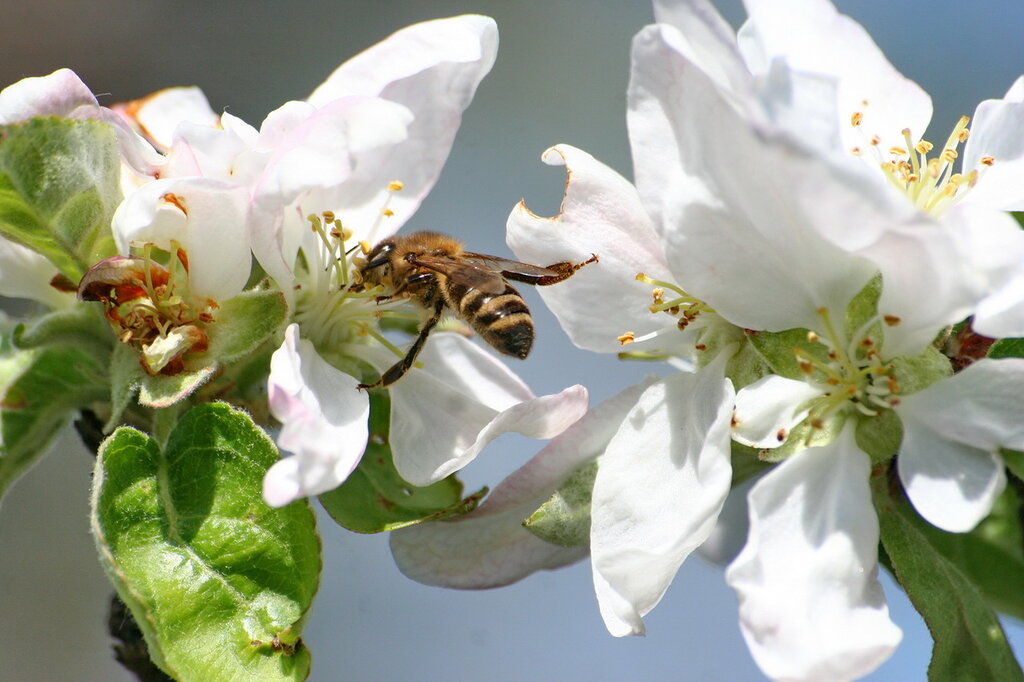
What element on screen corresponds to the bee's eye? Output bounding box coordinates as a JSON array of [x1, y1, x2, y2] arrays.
[[364, 243, 394, 270]]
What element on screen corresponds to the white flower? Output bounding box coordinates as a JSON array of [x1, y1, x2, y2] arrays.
[[655, 0, 1024, 342], [725, 425, 902, 681]]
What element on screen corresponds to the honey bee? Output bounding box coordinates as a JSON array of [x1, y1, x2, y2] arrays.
[[357, 231, 597, 388]]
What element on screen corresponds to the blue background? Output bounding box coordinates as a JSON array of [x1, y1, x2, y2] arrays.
[[1, 1, 1022, 679]]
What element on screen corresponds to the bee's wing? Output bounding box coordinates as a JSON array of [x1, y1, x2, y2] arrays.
[[461, 253, 566, 284], [410, 254, 508, 294]]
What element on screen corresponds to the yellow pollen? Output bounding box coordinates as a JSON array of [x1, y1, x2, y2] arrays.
[[851, 147, 863, 156], [807, 331, 820, 343], [359, 240, 373, 254], [322, 210, 336, 222], [981, 156, 995, 166], [889, 146, 908, 156], [388, 180, 404, 192], [617, 331, 635, 345], [870, 135, 881, 146], [941, 148, 959, 163], [915, 140, 933, 154], [958, 128, 970, 143], [382, 208, 394, 217], [883, 315, 901, 326], [851, 111, 864, 127]]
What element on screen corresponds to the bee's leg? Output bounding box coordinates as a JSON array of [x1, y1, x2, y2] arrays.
[[536, 253, 599, 286], [357, 297, 445, 390], [503, 253, 600, 286]]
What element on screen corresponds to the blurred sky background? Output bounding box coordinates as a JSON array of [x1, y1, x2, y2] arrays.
[[1, 1, 1023, 680]]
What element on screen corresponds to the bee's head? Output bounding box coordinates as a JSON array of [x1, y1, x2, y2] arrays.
[[359, 239, 396, 287]]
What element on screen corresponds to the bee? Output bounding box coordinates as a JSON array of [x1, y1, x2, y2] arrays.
[[357, 231, 597, 389]]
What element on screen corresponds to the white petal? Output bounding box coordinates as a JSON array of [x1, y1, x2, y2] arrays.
[[630, 25, 879, 334], [387, 333, 587, 486], [726, 427, 902, 681], [950, 203, 1024, 339], [0, 237, 71, 308], [963, 76, 1024, 211], [591, 355, 735, 636], [0, 68, 97, 123], [897, 422, 1005, 533], [389, 380, 653, 589], [742, 0, 932, 158], [120, 86, 220, 151], [506, 144, 673, 353], [305, 15, 497, 238], [263, 325, 369, 507], [652, 0, 754, 104], [731, 375, 820, 448], [112, 177, 252, 301], [895, 358, 1024, 531]]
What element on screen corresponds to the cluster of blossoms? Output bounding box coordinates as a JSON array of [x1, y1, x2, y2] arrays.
[[0, 16, 587, 506], [0, 2, 1022, 681], [390, 0, 1024, 679]]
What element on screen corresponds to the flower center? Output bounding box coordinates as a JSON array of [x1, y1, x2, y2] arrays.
[[850, 111, 994, 216], [290, 182, 419, 362], [616, 273, 717, 360], [795, 308, 900, 436]]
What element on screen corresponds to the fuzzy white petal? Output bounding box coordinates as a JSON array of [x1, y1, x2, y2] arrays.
[[506, 144, 673, 353], [387, 333, 587, 486], [591, 355, 735, 636], [732, 374, 820, 448], [263, 325, 370, 507], [726, 427, 901, 681], [389, 380, 653, 589]]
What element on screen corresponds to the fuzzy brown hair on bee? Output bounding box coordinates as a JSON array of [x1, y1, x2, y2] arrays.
[[357, 231, 597, 389]]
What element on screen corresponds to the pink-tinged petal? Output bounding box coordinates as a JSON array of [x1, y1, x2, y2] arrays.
[[389, 380, 652, 589], [591, 355, 735, 637], [0, 68, 97, 123], [507, 144, 673, 354], [116, 86, 219, 152], [962, 76, 1024, 211], [741, 0, 932, 157], [113, 177, 251, 301], [305, 15, 497, 237], [895, 358, 1024, 531], [731, 375, 820, 448], [387, 333, 587, 486], [165, 117, 261, 183], [630, 26, 879, 334], [0, 237, 71, 308], [263, 325, 369, 507], [726, 427, 901, 681], [252, 97, 411, 218]]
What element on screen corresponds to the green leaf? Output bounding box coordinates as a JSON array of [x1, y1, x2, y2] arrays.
[[1003, 449, 1024, 482], [0, 341, 107, 500], [319, 390, 484, 533], [988, 338, 1024, 360], [873, 474, 1024, 682], [523, 461, 597, 547], [0, 117, 121, 280], [845, 273, 882, 342], [91, 403, 319, 681], [746, 327, 826, 380], [12, 303, 110, 355], [203, 290, 288, 364]]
